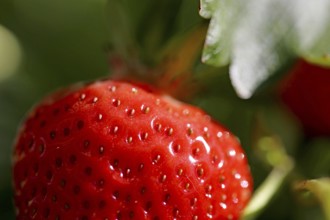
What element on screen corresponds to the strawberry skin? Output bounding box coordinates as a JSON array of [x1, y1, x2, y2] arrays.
[[13, 80, 252, 220], [280, 60, 330, 136]]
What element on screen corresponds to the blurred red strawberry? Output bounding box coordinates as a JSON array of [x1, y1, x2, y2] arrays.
[[280, 59, 330, 136]]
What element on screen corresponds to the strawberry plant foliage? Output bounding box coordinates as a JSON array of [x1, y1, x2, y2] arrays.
[[200, 0, 330, 99]]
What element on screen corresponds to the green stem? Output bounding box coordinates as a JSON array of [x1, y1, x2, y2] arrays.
[[241, 157, 294, 220], [294, 178, 330, 220]]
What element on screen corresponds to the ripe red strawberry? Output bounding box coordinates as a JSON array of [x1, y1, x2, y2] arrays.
[[280, 59, 330, 136], [13, 80, 252, 220]]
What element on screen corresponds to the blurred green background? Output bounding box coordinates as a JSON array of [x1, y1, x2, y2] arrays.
[[1, 0, 329, 219], [1, 0, 109, 218]]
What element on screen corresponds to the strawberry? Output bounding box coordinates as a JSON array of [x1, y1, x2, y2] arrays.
[[280, 59, 330, 136], [13, 80, 252, 220]]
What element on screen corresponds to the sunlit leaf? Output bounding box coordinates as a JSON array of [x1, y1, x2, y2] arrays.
[[199, 0, 217, 19], [201, 0, 330, 99], [201, 0, 242, 66]]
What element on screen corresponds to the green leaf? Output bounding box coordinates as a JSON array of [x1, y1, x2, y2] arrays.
[[200, 0, 330, 99], [201, 0, 242, 66], [295, 2, 330, 66], [199, 0, 216, 19]]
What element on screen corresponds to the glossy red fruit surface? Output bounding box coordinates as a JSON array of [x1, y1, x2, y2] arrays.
[[13, 80, 252, 220], [280, 60, 330, 136]]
